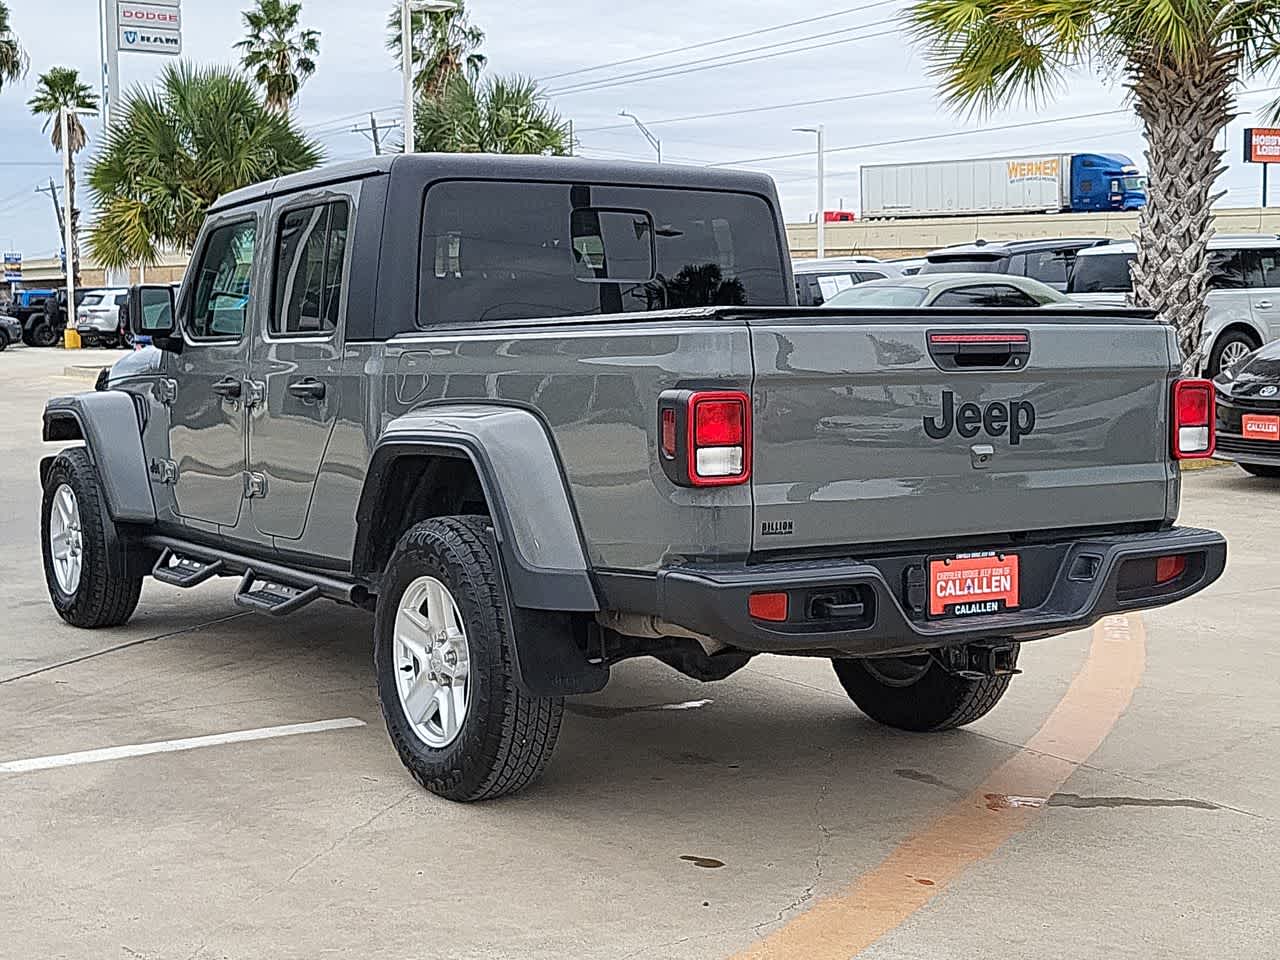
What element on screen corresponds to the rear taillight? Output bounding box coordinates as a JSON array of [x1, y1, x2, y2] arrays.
[[657, 389, 752, 487], [1172, 379, 1215, 460]]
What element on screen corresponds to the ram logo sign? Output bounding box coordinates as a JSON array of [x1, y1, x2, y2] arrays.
[[117, 1, 181, 57]]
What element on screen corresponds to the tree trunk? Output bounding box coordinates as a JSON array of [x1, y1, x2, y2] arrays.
[[67, 153, 82, 288], [1129, 49, 1235, 373]]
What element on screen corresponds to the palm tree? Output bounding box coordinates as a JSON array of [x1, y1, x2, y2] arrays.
[[28, 68, 98, 284], [235, 0, 320, 113], [387, 0, 485, 99], [908, 0, 1280, 369], [0, 1, 27, 92], [415, 74, 571, 155], [88, 62, 323, 268]]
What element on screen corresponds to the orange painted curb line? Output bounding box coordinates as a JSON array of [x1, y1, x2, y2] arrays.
[[731, 614, 1147, 960]]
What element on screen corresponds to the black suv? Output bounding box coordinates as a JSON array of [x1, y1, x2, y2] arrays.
[[917, 238, 1109, 292]]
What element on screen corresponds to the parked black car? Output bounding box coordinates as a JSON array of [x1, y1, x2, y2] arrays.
[[1214, 341, 1280, 477]]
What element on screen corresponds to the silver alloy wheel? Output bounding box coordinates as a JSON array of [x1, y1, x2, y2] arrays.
[[393, 576, 471, 748], [48, 483, 84, 595], [1221, 339, 1253, 372]]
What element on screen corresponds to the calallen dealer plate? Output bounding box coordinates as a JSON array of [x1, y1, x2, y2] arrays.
[[928, 552, 1020, 618]]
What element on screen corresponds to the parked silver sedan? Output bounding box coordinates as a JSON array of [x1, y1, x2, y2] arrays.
[[823, 272, 1076, 308]]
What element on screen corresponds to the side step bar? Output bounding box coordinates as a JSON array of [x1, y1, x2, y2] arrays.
[[234, 570, 322, 617], [142, 535, 359, 616], [152, 548, 224, 588]]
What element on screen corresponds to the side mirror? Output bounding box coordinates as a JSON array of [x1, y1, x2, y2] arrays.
[[127, 284, 177, 341]]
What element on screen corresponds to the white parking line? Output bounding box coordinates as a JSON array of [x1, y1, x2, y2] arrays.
[[0, 717, 367, 774]]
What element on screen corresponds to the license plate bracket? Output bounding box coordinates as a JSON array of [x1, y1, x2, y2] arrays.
[[928, 552, 1020, 619]]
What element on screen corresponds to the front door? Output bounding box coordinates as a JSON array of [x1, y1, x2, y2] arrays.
[[247, 195, 351, 541], [169, 213, 261, 530]]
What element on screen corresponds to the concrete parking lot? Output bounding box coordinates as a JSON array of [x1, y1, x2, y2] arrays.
[[1, 347, 1276, 959]]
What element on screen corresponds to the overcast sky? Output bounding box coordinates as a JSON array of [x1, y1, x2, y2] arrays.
[[2, 0, 1279, 257]]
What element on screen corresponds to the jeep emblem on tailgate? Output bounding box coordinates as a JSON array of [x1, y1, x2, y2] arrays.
[[923, 390, 1036, 445]]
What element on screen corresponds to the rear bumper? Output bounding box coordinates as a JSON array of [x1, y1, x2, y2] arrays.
[[1216, 433, 1280, 466], [656, 526, 1226, 657]]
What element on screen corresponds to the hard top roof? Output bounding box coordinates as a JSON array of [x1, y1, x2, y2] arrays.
[[209, 154, 779, 213]]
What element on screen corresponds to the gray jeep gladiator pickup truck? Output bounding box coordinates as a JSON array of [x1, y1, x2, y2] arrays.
[[39, 155, 1227, 802]]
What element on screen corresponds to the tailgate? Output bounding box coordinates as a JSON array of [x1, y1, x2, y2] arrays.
[[749, 316, 1175, 553]]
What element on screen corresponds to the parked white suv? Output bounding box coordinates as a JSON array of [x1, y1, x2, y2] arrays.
[[1068, 236, 1280, 376]]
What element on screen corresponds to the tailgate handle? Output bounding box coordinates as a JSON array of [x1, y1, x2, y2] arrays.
[[928, 331, 1030, 371]]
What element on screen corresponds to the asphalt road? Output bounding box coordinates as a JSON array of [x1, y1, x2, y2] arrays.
[[1, 347, 1276, 959]]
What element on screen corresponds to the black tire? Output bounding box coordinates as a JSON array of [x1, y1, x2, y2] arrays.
[[40, 448, 143, 628], [0, 330, 8, 351], [1207, 330, 1260, 378], [1239, 462, 1280, 479], [30, 322, 59, 348], [832, 646, 1019, 732], [374, 516, 564, 802]]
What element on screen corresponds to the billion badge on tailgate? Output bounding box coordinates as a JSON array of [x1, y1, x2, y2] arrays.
[[928, 552, 1020, 618]]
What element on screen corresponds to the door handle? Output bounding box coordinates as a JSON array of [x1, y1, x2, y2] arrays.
[[287, 378, 326, 401], [1258, 300, 1274, 309], [211, 377, 242, 399]]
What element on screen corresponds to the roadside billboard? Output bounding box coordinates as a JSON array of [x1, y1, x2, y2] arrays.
[[1243, 128, 1280, 163]]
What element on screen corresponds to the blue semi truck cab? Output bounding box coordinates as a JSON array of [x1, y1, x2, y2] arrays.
[[1071, 153, 1147, 212]]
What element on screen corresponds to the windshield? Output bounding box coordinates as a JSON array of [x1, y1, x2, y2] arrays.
[[1123, 176, 1147, 192], [1068, 253, 1135, 293], [918, 257, 1005, 275], [826, 285, 929, 307]]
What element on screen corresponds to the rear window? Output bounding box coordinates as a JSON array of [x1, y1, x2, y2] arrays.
[[418, 181, 788, 326], [918, 256, 1006, 275], [825, 285, 928, 307], [1068, 252, 1135, 293], [79, 294, 106, 306]]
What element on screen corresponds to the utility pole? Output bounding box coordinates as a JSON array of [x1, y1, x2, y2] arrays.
[[352, 113, 398, 156], [36, 179, 65, 238]]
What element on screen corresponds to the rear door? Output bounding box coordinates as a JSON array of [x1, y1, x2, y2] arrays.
[[1248, 247, 1280, 343], [247, 190, 352, 541], [749, 314, 1174, 553]]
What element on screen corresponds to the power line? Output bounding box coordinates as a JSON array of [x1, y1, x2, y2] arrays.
[[575, 84, 933, 134], [716, 109, 1133, 166], [547, 22, 903, 97], [537, 0, 902, 83], [721, 81, 1280, 168]]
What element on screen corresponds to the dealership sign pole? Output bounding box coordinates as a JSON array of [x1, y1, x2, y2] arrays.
[[103, 0, 182, 129], [1243, 128, 1280, 207]]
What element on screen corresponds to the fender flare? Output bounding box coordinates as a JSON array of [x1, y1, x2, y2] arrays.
[[41, 392, 157, 523], [354, 404, 599, 614]]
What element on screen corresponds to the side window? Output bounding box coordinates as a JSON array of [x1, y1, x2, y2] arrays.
[[1007, 253, 1027, 277], [114, 293, 128, 307], [1208, 249, 1257, 289], [993, 285, 1040, 307], [1257, 250, 1280, 287], [272, 201, 350, 336], [189, 219, 257, 339], [1023, 250, 1071, 287], [933, 285, 1000, 307]]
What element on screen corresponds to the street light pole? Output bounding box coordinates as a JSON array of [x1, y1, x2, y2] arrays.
[[402, 0, 457, 154], [795, 125, 826, 259], [619, 110, 662, 163], [402, 0, 415, 154]]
